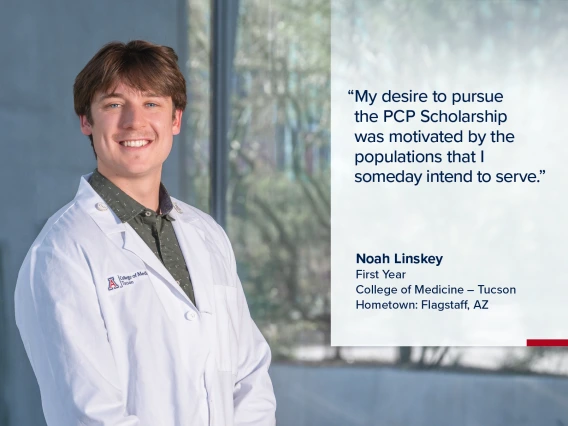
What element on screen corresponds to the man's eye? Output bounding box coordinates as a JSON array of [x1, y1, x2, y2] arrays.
[[106, 103, 120, 108], [146, 103, 158, 107]]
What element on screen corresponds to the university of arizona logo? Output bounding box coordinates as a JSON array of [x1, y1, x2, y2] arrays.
[[108, 277, 120, 291], [106, 271, 148, 292]]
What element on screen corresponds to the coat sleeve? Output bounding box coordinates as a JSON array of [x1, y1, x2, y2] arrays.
[[14, 243, 141, 426], [218, 227, 277, 426]]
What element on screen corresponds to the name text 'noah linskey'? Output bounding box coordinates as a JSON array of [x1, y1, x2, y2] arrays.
[[357, 253, 443, 266]]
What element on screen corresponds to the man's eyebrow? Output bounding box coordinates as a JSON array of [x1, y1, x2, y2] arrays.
[[97, 92, 124, 102], [96, 91, 164, 102]]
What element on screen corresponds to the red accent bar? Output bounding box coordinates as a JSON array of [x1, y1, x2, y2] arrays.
[[527, 339, 568, 346]]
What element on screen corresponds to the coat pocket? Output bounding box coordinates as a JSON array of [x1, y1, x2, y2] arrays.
[[213, 285, 238, 374]]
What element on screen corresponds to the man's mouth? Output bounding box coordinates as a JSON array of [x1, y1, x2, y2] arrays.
[[119, 139, 152, 148]]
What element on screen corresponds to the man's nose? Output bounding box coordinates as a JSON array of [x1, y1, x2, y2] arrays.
[[119, 105, 146, 129]]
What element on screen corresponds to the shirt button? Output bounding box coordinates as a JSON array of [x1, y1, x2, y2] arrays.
[[185, 311, 197, 321], [95, 202, 108, 211], [144, 210, 152, 217]]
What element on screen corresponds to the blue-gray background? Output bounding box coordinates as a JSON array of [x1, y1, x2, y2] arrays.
[[2, 0, 568, 425]]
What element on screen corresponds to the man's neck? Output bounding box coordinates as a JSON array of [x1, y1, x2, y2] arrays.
[[96, 167, 162, 212]]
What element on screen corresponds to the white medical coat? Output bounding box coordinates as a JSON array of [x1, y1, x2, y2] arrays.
[[15, 174, 276, 426]]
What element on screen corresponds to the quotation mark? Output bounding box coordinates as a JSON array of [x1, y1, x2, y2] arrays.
[[540, 170, 546, 174], [348, 89, 354, 95]]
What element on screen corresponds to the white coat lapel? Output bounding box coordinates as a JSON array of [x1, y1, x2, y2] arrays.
[[76, 174, 215, 313], [169, 204, 214, 315], [121, 226, 189, 297], [76, 174, 194, 309]]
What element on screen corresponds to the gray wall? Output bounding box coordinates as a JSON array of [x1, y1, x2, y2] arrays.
[[0, 1, 186, 424], [271, 365, 568, 426]]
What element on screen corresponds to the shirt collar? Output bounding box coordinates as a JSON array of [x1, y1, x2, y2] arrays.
[[88, 169, 174, 223]]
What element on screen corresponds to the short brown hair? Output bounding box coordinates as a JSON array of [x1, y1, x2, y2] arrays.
[[73, 40, 187, 155]]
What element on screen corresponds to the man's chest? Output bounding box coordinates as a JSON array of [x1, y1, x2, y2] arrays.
[[83, 225, 239, 375]]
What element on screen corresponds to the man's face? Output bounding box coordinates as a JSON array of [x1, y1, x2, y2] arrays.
[[80, 81, 182, 180]]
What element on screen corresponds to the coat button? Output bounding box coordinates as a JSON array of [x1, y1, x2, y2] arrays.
[[95, 202, 108, 211], [185, 311, 197, 321]]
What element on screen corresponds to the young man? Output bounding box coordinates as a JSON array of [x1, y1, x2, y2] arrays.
[[14, 40, 276, 426]]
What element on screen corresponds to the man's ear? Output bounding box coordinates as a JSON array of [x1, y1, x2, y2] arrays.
[[80, 115, 93, 136], [172, 109, 183, 136]]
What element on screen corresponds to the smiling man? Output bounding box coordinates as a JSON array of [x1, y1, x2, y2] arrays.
[[14, 40, 276, 426]]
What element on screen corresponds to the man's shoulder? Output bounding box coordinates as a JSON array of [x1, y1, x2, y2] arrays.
[[170, 198, 231, 251], [17, 199, 99, 286], [170, 198, 221, 230], [32, 199, 98, 251]]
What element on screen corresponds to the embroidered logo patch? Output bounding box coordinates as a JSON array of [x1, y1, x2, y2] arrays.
[[106, 270, 148, 291], [108, 277, 120, 291]]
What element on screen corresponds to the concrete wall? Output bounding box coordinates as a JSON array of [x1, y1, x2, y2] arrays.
[[271, 365, 568, 426], [0, 1, 186, 424]]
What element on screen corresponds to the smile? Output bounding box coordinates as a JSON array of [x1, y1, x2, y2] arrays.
[[119, 140, 152, 148]]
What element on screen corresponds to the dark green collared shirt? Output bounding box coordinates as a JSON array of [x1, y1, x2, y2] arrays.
[[89, 169, 195, 306]]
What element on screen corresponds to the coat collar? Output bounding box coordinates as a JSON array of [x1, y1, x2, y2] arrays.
[[75, 173, 201, 233], [75, 173, 213, 314], [88, 169, 176, 222]]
